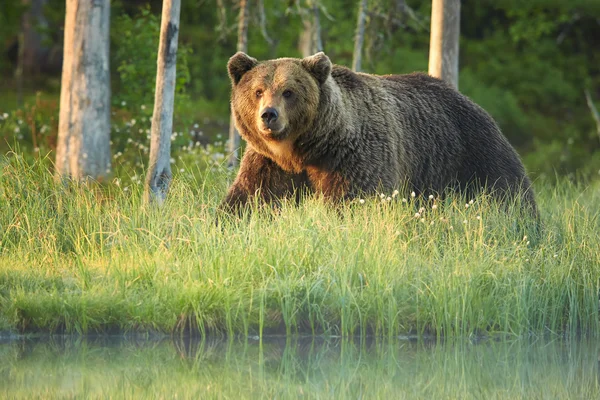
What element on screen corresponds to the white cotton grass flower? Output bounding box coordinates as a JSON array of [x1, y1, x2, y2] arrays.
[[411, 191, 416, 198], [392, 189, 399, 198], [431, 204, 438, 210], [380, 193, 386, 199], [428, 194, 434, 200], [402, 198, 407, 203], [465, 203, 470, 209], [476, 215, 481, 220], [359, 199, 365, 204], [463, 220, 467, 224]]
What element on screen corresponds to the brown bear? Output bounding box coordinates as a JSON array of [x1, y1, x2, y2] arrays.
[[221, 52, 537, 215]]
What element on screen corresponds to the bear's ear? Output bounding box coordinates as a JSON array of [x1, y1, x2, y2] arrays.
[[228, 52, 259, 85], [301, 52, 332, 85]]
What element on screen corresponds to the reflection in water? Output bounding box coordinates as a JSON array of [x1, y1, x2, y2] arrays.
[[1, 336, 599, 398]]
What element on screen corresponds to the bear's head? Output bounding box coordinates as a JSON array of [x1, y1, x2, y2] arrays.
[[227, 52, 332, 144]]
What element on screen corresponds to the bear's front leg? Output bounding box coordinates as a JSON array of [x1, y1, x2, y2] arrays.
[[220, 146, 309, 215]]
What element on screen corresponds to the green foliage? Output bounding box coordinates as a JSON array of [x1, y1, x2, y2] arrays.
[[111, 6, 191, 110], [0, 0, 599, 180], [0, 93, 59, 161]]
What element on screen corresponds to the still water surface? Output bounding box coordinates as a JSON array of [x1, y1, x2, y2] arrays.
[[1, 336, 599, 399]]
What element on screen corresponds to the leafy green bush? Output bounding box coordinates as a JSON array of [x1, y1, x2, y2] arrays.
[[111, 6, 191, 110]]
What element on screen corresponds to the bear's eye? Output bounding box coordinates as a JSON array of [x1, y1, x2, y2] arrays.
[[255, 89, 263, 98], [282, 90, 293, 99]]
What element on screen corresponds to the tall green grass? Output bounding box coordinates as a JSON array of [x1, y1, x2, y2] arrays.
[[1, 152, 599, 337]]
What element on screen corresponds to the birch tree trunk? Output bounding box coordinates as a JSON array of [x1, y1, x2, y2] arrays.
[[428, 0, 461, 89], [299, 2, 323, 58], [55, 0, 111, 181], [352, 0, 367, 72], [145, 0, 181, 204], [227, 0, 250, 167]]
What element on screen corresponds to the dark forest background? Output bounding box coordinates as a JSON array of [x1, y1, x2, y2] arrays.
[[1, 0, 599, 180]]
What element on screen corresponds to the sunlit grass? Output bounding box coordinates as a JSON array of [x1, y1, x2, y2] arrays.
[[1, 152, 599, 337]]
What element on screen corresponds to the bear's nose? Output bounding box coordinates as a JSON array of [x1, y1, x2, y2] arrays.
[[260, 107, 279, 125]]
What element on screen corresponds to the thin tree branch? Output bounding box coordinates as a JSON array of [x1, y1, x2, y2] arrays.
[[584, 89, 600, 141], [257, 0, 274, 46]]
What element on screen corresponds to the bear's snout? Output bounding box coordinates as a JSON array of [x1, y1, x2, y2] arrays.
[[260, 107, 279, 125]]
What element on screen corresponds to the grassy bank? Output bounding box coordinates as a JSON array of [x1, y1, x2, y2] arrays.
[[1, 153, 599, 337]]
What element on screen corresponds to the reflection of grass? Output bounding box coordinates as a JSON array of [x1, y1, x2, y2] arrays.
[[1, 155, 600, 337], [1, 337, 599, 399]]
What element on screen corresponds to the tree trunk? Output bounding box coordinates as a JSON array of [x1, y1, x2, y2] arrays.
[[227, 0, 250, 167], [145, 0, 181, 205], [299, 2, 323, 58], [428, 0, 460, 89], [352, 0, 367, 72], [55, 0, 111, 181], [20, 0, 49, 76]]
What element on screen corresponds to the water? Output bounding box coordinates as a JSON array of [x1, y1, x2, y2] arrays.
[[1, 336, 599, 399]]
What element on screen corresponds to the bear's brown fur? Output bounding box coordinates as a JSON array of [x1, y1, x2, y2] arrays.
[[222, 52, 537, 214]]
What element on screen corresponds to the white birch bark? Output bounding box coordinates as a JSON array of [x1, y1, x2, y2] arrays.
[[55, 0, 111, 181], [299, 2, 323, 58], [352, 0, 367, 72], [228, 0, 250, 167], [428, 0, 461, 89], [145, 0, 181, 204]]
